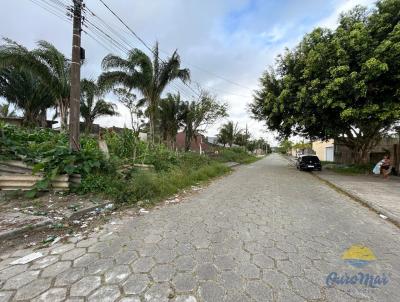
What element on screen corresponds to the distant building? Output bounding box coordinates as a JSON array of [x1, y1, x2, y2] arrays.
[[175, 131, 214, 153], [0, 117, 57, 128], [312, 140, 335, 161], [312, 138, 400, 169]]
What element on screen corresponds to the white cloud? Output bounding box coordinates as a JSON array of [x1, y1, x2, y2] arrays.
[[317, 0, 376, 29]]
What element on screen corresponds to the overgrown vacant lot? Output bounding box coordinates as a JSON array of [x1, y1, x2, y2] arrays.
[[0, 123, 257, 206]]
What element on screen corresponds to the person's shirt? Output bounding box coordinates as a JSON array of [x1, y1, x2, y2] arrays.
[[382, 158, 391, 167]]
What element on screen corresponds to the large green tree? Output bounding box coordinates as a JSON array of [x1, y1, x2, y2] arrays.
[[99, 43, 190, 142], [251, 0, 400, 163], [182, 90, 228, 151], [80, 79, 118, 133], [0, 39, 70, 129]]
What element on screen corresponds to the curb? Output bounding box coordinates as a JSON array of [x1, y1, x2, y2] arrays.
[[67, 201, 113, 220], [280, 154, 400, 227], [223, 162, 241, 168], [0, 219, 52, 241], [311, 172, 400, 228]]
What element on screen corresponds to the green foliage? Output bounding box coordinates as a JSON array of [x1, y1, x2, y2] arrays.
[[159, 93, 185, 147], [277, 139, 293, 154], [79, 154, 229, 205], [250, 0, 400, 163], [216, 147, 259, 164], [326, 163, 374, 175], [246, 138, 270, 153], [104, 129, 178, 171], [80, 79, 118, 133], [99, 42, 190, 141], [0, 123, 238, 204], [0, 68, 53, 126], [217, 121, 240, 147], [0, 39, 70, 128], [0, 123, 109, 195], [145, 144, 178, 171], [292, 141, 311, 150], [182, 90, 228, 151], [104, 129, 139, 159], [0, 103, 16, 118]]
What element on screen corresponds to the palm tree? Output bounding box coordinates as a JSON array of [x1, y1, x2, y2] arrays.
[[0, 102, 16, 118], [80, 79, 118, 133], [159, 93, 185, 148], [218, 121, 241, 147], [99, 42, 190, 142], [0, 39, 70, 129], [0, 68, 54, 126]]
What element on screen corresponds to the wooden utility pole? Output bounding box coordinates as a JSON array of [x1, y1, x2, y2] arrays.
[[69, 0, 83, 151]]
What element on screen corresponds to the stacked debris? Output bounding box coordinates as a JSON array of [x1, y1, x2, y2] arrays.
[[0, 160, 80, 191]]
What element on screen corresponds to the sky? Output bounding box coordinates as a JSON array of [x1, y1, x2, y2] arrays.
[[1, 0, 375, 146]]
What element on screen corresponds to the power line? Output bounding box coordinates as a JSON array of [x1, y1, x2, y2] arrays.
[[96, 0, 253, 98], [186, 63, 253, 91], [29, 0, 70, 22], [29, 0, 228, 101], [84, 6, 138, 51], [82, 16, 196, 100], [97, 0, 252, 92], [28, 0, 123, 55], [98, 0, 154, 55], [84, 18, 130, 53], [97, 0, 201, 98], [158, 48, 253, 91], [83, 6, 196, 100]]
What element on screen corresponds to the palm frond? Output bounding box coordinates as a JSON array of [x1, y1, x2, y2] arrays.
[[101, 54, 131, 70]]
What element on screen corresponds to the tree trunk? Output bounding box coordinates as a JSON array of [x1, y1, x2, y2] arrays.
[[84, 119, 93, 134], [148, 107, 155, 144], [39, 109, 47, 128], [130, 111, 135, 134], [185, 130, 192, 152], [59, 99, 68, 131], [338, 134, 381, 165], [23, 110, 39, 127], [352, 147, 370, 164]]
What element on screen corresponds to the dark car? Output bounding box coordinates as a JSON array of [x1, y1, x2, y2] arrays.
[[296, 155, 322, 171]]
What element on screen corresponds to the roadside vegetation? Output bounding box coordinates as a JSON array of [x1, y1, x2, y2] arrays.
[[321, 162, 374, 175], [214, 147, 261, 164], [0, 122, 259, 205]]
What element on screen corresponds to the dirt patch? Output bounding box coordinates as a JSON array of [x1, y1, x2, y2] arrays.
[[0, 177, 223, 255], [0, 191, 112, 219], [0, 191, 116, 254]]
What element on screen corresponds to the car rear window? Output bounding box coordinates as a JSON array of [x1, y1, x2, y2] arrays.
[[302, 156, 319, 162]]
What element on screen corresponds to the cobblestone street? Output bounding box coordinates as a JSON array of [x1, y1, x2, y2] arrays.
[[0, 154, 399, 302]]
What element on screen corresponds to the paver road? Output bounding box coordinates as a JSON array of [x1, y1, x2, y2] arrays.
[[0, 154, 399, 301]]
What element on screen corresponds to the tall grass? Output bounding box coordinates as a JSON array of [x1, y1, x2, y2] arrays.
[[215, 147, 259, 164], [79, 161, 229, 205]]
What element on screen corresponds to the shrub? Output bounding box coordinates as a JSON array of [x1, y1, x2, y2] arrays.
[[215, 147, 258, 164], [1, 123, 232, 203], [79, 161, 229, 205], [0, 123, 111, 195]]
